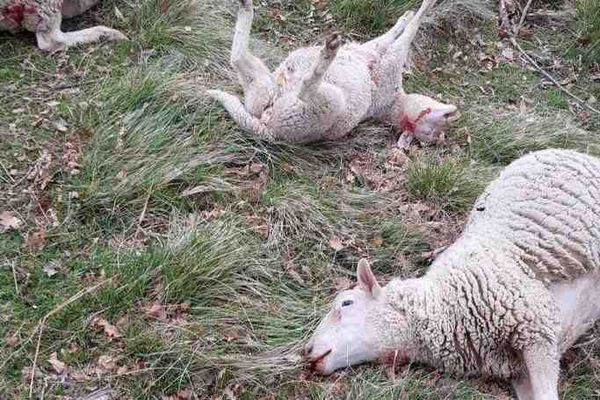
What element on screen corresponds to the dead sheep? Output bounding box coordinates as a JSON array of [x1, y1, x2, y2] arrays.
[[207, 0, 457, 146], [0, 0, 126, 52], [305, 149, 600, 400]]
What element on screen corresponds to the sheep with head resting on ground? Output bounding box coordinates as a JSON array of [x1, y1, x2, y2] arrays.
[[207, 0, 458, 148], [0, 0, 125, 52], [305, 148, 600, 400]]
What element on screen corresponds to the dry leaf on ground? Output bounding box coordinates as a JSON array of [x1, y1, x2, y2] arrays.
[[96, 355, 119, 375], [0, 211, 22, 231], [5, 332, 19, 347], [48, 352, 67, 374], [328, 235, 345, 251], [92, 317, 123, 338], [334, 277, 354, 291], [145, 301, 168, 321], [25, 227, 46, 251], [43, 261, 60, 277], [283, 252, 305, 285]]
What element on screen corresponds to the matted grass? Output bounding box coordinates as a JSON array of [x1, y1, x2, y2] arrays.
[[0, 0, 598, 398]]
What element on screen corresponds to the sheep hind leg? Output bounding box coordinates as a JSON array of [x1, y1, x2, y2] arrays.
[[206, 90, 274, 140], [360, 11, 414, 54], [230, 0, 275, 115]]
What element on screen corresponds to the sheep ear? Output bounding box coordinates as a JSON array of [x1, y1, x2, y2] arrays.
[[357, 259, 382, 299]]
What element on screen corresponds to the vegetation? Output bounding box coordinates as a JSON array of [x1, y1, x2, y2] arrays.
[[0, 0, 598, 398]]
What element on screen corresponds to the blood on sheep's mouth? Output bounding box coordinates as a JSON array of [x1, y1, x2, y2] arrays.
[[305, 349, 332, 371]]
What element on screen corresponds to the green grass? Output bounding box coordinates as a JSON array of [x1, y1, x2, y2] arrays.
[[0, 0, 599, 398], [576, 0, 600, 65], [407, 152, 492, 211]]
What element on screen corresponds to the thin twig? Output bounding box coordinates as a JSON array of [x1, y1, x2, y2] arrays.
[[510, 37, 600, 115], [28, 279, 110, 398], [11, 260, 20, 297], [135, 188, 152, 238], [514, 0, 534, 36], [498, 0, 511, 33]]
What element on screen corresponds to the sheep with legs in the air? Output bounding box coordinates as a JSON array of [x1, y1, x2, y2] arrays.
[[305, 149, 600, 400], [207, 0, 458, 148], [0, 0, 126, 52]]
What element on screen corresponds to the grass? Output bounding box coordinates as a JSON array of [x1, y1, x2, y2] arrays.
[[0, 0, 599, 398], [576, 0, 600, 65], [407, 152, 491, 211]]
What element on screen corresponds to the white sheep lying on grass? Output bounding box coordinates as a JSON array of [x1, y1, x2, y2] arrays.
[[305, 149, 600, 400], [0, 0, 125, 52], [207, 0, 458, 147]]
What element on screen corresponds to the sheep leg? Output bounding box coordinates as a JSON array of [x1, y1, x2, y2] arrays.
[[396, 132, 414, 149], [230, 0, 274, 98], [298, 33, 342, 102], [513, 376, 535, 400], [206, 90, 274, 140], [521, 344, 559, 400], [360, 11, 414, 54], [35, 4, 126, 52], [371, 0, 436, 117]]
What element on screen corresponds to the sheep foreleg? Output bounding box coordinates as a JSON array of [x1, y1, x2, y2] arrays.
[[35, 5, 125, 52], [371, 0, 436, 116], [298, 33, 342, 102], [206, 90, 274, 140], [521, 344, 559, 400]]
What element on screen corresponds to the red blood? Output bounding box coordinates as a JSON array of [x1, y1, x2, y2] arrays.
[[398, 107, 432, 134], [2, 1, 37, 28]]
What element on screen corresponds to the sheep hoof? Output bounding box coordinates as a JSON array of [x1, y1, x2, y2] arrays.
[[324, 33, 342, 54]]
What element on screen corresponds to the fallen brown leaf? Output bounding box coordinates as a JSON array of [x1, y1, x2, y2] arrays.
[[43, 261, 60, 277], [283, 252, 305, 285], [92, 317, 123, 338], [328, 235, 345, 251], [26, 149, 53, 191], [25, 227, 46, 251], [334, 277, 354, 291], [145, 301, 168, 321], [0, 211, 22, 231], [48, 352, 67, 374], [96, 354, 119, 375], [370, 238, 383, 248], [5, 333, 19, 347]]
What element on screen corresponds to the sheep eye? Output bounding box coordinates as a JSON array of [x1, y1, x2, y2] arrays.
[[341, 300, 353, 307]]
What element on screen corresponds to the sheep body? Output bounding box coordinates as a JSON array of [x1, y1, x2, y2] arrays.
[[306, 149, 600, 400], [207, 0, 459, 145], [376, 149, 600, 378], [0, 0, 125, 51]]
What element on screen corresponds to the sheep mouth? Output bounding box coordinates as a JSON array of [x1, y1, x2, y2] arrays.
[[445, 110, 460, 123], [305, 349, 332, 371]]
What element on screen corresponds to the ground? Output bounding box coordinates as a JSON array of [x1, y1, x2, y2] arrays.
[[0, 0, 599, 399]]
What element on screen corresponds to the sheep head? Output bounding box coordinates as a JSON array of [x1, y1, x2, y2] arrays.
[[303, 259, 388, 375], [392, 93, 459, 149]]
